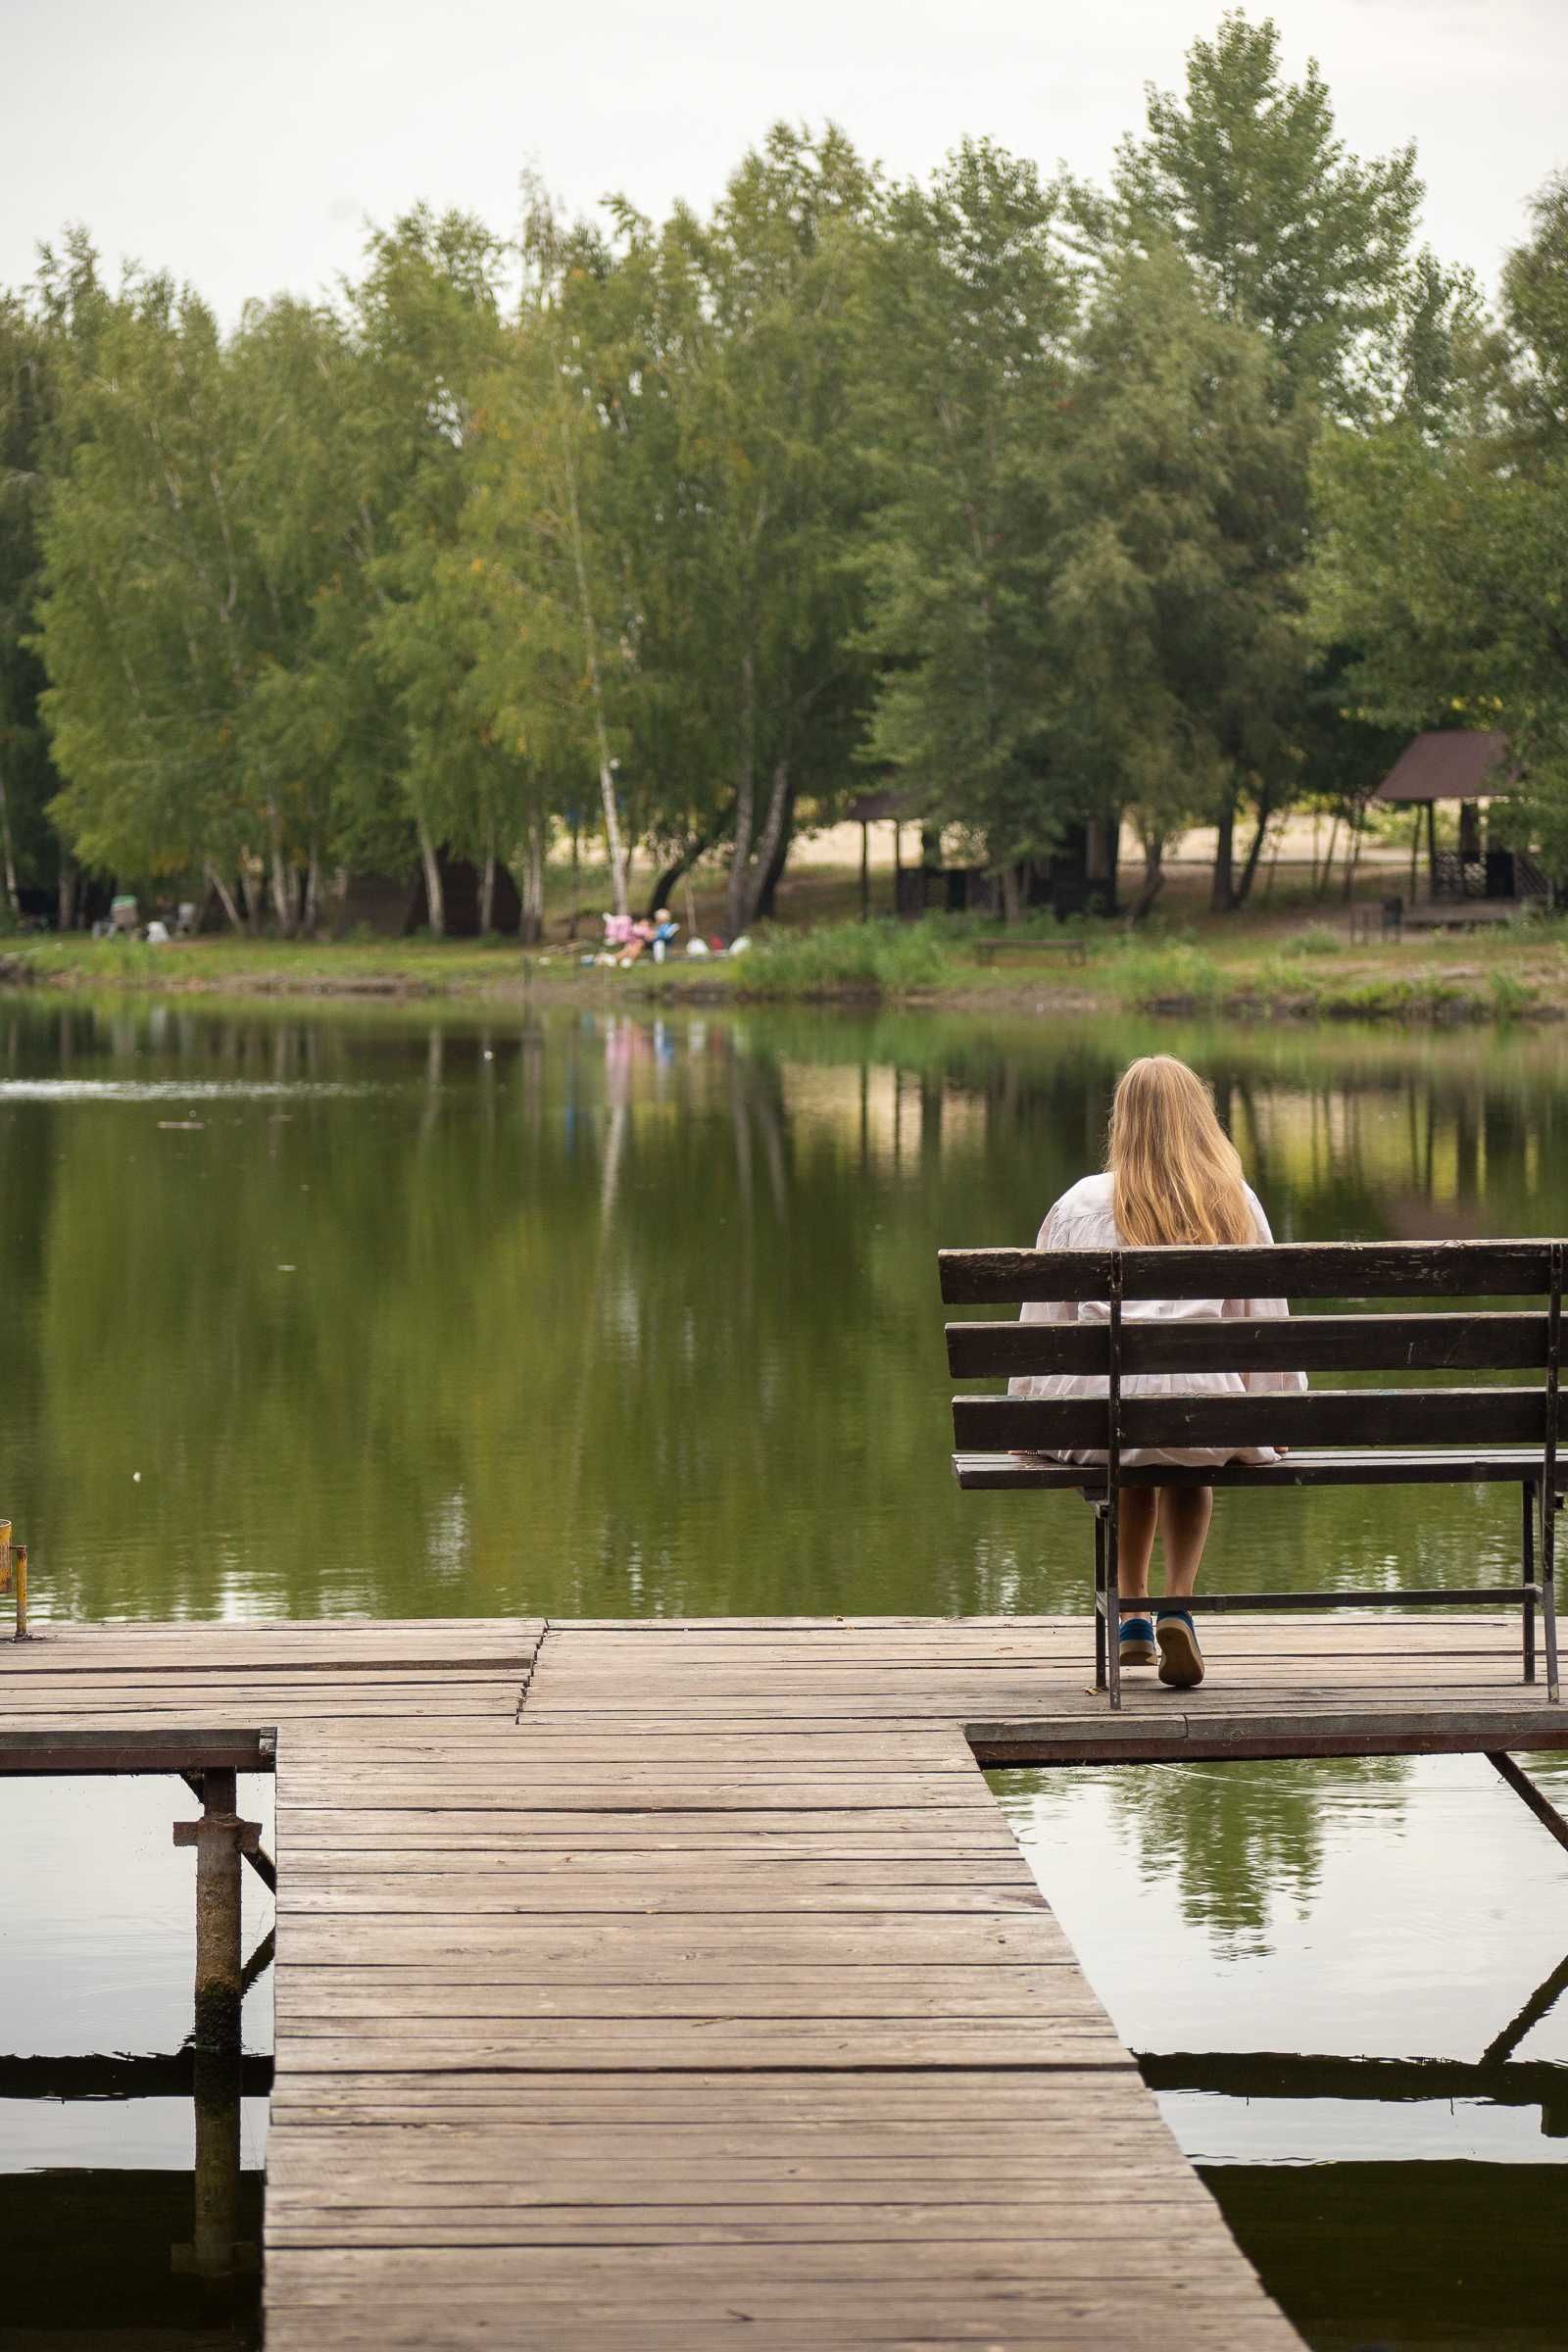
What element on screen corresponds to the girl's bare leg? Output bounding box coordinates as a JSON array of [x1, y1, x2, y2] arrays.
[[1157, 1486, 1213, 1597], [1116, 1489, 1158, 1600]]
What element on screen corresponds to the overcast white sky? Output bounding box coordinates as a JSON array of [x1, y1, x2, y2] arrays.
[[6, 0, 1565, 322]]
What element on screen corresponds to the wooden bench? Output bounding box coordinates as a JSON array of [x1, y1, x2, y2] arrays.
[[971, 935, 1090, 968], [941, 1239, 1564, 1708]]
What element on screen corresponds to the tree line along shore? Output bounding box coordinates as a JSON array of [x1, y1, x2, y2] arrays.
[[2, 14, 1566, 949], [4, 871, 1565, 1025]]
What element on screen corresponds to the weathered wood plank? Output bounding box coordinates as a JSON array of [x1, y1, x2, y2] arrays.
[[954, 1446, 1557, 1490], [955, 1385, 1547, 1451], [939, 1238, 1557, 1302], [52, 1611, 1568, 2346], [948, 1309, 1553, 1379]]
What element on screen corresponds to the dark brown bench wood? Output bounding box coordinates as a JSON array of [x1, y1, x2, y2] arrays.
[[941, 1239, 1564, 1709]]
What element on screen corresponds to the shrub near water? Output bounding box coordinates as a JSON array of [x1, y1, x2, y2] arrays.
[[1108, 938, 1224, 1010], [1280, 923, 1345, 958], [729, 920, 953, 997]]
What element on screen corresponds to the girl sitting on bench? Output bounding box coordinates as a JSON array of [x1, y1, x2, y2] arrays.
[[1011, 1054, 1304, 1690]]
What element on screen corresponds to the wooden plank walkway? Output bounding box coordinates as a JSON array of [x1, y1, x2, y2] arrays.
[[9, 1612, 1568, 2348]]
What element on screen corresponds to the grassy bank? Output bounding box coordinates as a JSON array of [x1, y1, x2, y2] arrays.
[[3, 887, 1566, 1024]]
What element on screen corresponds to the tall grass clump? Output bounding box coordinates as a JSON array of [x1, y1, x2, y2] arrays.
[[1108, 937, 1223, 1011], [1488, 969, 1535, 1020], [1279, 922, 1345, 958], [729, 919, 954, 998]]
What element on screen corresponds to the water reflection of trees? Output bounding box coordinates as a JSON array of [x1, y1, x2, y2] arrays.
[[3, 998, 1567, 1634], [8, 997, 1568, 1886], [993, 1754, 1410, 1943]]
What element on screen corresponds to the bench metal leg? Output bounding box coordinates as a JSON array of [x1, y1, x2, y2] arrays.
[[1092, 1509, 1106, 1690], [1524, 1483, 1538, 1687], [1105, 1499, 1122, 1712], [1543, 1488, 1561, 1704]]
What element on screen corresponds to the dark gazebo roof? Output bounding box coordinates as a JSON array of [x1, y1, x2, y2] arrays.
[[1376, 730, 1511, 806]]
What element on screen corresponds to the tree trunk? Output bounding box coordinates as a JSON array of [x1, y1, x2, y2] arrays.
[[1000, 864, 1022, 925], [57, 859, 78, 932], [1210, 790, 1238, 912], [1128, 832, 1166, 923], [520, 815, 546, 945], [302, 845, 320, 937], [1316, 815, 1341, 900], [729, 759, 792, 934], [556, 401, 627, 917], [596, 760, 626, 919], [755, 772, 797, 920], [725, 649, 758, 942], [203, 859, 244, 934], [0, 770, 19, 920], [270, 813, 294, 940], [645, 832, 711, 924], [1342, 805, 1364, 904], [1232, 802, 1273, 910], [478, 846, 497, 938], [416, 816, 445, 940], [1263, 818, 1285, 899]]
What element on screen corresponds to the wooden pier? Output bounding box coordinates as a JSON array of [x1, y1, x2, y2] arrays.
[[7, 1611, 1568, 2349]]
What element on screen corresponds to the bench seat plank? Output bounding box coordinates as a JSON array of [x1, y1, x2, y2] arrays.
[[953, 1447, 1557, 1493]]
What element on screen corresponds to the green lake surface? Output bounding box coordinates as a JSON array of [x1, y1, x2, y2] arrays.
[[5, 990, 1568, 2349]]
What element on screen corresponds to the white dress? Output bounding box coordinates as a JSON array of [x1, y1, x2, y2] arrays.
[[1009, 1172, 1307, 1468]]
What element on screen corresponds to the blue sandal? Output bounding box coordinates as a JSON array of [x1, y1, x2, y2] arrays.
[[1119, 1614, 1156, 1667], [1156, 1606, 1204, 1689]]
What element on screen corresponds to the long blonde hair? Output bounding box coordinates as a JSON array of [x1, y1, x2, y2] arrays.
[[1107, 1055, 1254, 1249]]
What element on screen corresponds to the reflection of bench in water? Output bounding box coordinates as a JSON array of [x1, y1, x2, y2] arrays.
[[943, 1239, 1566, 1708]]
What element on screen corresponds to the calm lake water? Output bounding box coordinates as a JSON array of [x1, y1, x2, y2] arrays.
[[5, 989, 1568, 2349]]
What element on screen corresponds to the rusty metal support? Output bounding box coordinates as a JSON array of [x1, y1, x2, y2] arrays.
[[179, 1768, 275, 1894], [172, 1767, 262, 2049], [171, 1767, 263, 2281]]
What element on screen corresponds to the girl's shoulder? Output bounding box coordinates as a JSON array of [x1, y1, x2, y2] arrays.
[[1041, 1171, 1114, 1240], [1239, 1182, 1280, 1245]]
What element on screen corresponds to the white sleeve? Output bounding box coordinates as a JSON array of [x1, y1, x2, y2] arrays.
[[1009, 1199, 1078, 1398], [1226, 1191, 1307, 1396]]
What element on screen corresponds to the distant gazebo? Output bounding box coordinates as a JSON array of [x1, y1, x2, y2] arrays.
[[1374, 730, 1542, 903]]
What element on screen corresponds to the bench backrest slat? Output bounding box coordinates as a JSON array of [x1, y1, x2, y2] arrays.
[[955, 1387, 1547, 1453], [940, 1241, 1554, 1304], [948, 1310, 1552, 1382], [943, 1236, 1568, 1470]]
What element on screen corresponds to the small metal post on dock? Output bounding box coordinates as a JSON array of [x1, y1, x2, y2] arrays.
[[172, 1767, 263, 2281], [0, 1521, 27, 1640]]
